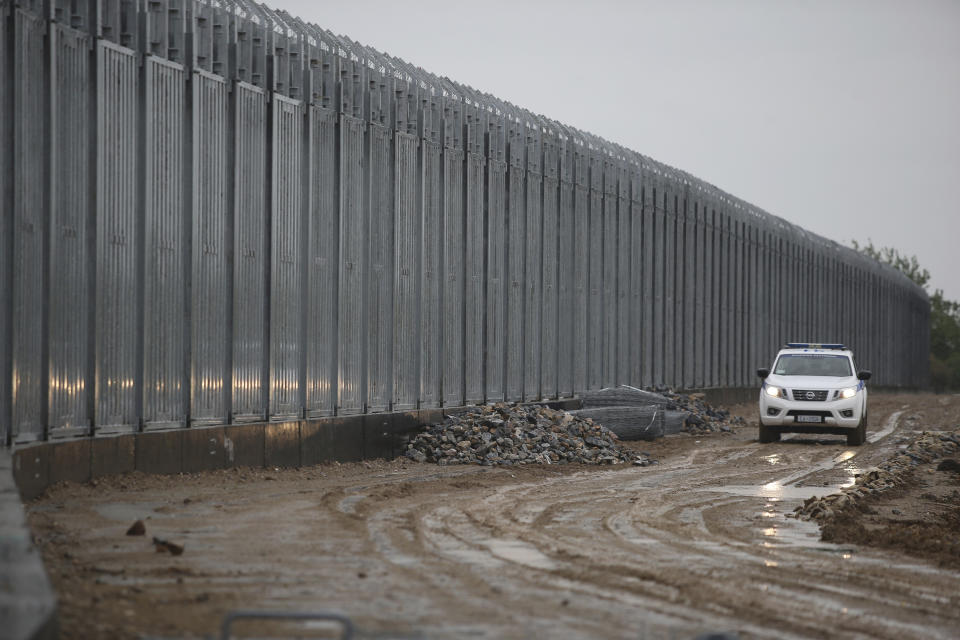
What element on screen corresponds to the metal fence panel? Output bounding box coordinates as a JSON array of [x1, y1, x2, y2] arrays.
[[269, 95, 305, 419], [506, 143, 525, 402], [142, 57, 186, 430], [641, 170, 654, 388], [616, 165, 630, 386], [442, 145, 464, 406], [601, 160, 617, 388], [48, 24, 91, 435], [524, 143, 542, 401], [629, 167, 643, 387], [663, 178, 677, 387], [0, 0, 10, 443], [465, 151, 485, 404], [420, 140, 442, 408], [485, 156, 507, 402], [683, 190, 696, 389], [556, 141, 574, 397], [95, 40, 140, 434], [587, 153, 603, 390], [366, 122, 393, 412], [693, 198, 706, 387], [232, 82, 268, 422], [305, 105, 338, 416], [190, 69, 230, 425], [651, 173, 666, 387], [11, 8, 47, 443], [338, 114, 366, 414], [572, 173, 589, 393], [393, 131, 419, 410], [541, 170, 559, 400]]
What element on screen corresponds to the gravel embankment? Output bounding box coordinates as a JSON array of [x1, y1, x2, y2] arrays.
[[791, 429, 960, 522]]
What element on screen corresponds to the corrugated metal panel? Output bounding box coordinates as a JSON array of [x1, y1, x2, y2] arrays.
[[485, 158, 506, 402], [683, 190, 696, 390], [541, 173, 558, 399], [142, 57, 186, 430], [651, 173, 665, 387], [465, 151, 485, 404], [393, 131, 419, 410], [420, 140, 442, 408], [338, 114, 365, 414], [269, 94, 305, 420], [629, 169, 643, 388], [587, 153, 603, 390], [572, 175, 589, 394], [0, 0, 10, 442], [232, 82, 268, 422], [693, 198, 706, 388], [601, 161, 616, 388], [641, 170, 655, 388], [367, 122, 393, 412], [735, 219, 746, 387], [524, 162, 542, 400], [11, 8, 46, 442], [616, 165, 630, 386], [305, 105, 338, 417], [48, 24, 91, 436], [662, 178, 677, 387], [505, 148, 524, 402], [556, 144, 574, 397], [190, 69, 230, 425], [95, 40, 139, 434], [442, 146, 464, 406]]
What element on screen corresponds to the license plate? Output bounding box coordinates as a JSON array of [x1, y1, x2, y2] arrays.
[[796, 415, 823, 424]]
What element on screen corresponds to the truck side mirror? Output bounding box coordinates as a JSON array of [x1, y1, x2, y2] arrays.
[[857, 370, 872, 381], [757, 368, 770, 379]]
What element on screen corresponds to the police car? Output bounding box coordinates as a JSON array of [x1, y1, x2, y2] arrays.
[[756, 343, 872, 445]]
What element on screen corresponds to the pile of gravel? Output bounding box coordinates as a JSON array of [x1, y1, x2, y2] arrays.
[[403, 403, 645, 467], [791, 429, 960, 521]]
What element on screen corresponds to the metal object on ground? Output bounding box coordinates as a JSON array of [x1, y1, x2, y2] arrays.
[[220, 610, 354, 640]]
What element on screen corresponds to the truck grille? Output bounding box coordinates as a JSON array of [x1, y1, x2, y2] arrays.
[[791, 389, 829, 401]]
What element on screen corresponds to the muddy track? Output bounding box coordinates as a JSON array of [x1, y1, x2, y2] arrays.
[[27, 393, 960, 639]]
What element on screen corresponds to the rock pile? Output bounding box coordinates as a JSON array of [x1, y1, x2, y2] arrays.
[[403, 403, 641, 466], [792, 429, 960, 521]]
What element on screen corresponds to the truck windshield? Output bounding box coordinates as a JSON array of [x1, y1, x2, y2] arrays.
[[773, 354, 852, 377]]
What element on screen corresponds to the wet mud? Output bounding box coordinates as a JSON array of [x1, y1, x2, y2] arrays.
[[26, 393, 960, 639]]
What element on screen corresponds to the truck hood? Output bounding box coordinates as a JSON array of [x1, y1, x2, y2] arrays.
[[764, 374, 860, 390]]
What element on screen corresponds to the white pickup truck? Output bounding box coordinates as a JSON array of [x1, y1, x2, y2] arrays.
[[757, 343, 872, 446]]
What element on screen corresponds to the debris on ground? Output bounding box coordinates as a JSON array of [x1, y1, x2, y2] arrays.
[[126, 520, 146, 536], [152, 537, 184, 556], [404, 403, 639, 466], [579, 386, 745, 440], [791, 429, 960, 522]]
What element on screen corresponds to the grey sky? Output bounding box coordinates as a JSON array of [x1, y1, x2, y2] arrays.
[[273, 0, 960, 301]]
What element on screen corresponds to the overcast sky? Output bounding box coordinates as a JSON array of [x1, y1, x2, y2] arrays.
[[272, 0, 959, 301]]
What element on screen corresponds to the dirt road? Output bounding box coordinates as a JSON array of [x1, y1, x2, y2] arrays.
[[28, 393, 960, 639]]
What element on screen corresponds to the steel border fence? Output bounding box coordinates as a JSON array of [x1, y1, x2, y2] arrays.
[[0, 0, 930, 445]]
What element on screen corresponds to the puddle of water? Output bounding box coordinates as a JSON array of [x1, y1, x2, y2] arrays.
[[483, 538, 556, 571], [337, 494, 366, 515], [868, 410, 904, 443]]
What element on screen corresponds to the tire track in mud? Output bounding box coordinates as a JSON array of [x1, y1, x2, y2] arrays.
[[349, 402, 960, 638]]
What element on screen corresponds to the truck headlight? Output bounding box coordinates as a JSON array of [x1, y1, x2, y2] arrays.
[[765, 385, 784, 398], [839, 387, 857, 399]]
